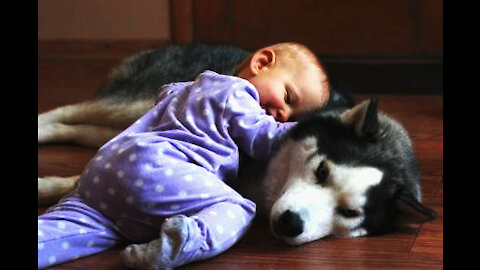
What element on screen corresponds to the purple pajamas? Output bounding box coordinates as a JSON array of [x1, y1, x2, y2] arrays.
[[38, 71, 295, 269], [38, 192, 127, 266]]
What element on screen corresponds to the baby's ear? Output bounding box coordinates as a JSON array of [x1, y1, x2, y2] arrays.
[[250, 48, 276, 74]]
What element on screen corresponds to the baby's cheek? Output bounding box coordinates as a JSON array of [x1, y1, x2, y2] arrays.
[[268, 94, 286, 108]]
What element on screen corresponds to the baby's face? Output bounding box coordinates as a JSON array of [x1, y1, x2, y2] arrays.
[[247, 64, 327, 122]]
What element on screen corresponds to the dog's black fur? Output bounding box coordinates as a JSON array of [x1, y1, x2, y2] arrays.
[[95, 43, 250, 101], [95, 42, 354, 107]]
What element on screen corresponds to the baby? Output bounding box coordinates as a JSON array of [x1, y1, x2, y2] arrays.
[[37, 42, 330, 269]]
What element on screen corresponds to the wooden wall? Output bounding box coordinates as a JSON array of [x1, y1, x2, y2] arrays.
[[38, 0, 170, 40], [172, 0, 442, 58], [171, 0, 443, 94], [38, 0, 443, 94], [38, 0, 442, 59]]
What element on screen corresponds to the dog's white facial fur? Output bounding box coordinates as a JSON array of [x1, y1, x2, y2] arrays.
[[264, 137, 383, 245]]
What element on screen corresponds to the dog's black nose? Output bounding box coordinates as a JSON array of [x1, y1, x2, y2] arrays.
[[274, 210, 304, 237]]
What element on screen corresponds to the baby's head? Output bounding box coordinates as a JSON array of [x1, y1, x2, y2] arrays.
[[236, 42, 330, 122]]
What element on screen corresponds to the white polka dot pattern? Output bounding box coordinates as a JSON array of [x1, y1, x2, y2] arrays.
[[38, 71, 288, 268]]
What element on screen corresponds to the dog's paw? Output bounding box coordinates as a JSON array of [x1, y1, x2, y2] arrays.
[[38, 112, 52, 125], [38, 113, 51, 145], [38, 122, 56, 144], [38, 176, 78, 206], [38, 109, 67, 145]]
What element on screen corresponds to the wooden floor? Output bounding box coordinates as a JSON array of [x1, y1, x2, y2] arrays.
[[38, 43, 443, 269]]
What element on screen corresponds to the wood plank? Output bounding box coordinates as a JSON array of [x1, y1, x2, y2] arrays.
[[421, 176, 443, 199], [38, 146, 96, 176], [434, 179, 443, 198], [410, 197, 443, 255]]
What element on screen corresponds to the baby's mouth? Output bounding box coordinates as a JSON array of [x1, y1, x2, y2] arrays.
[[261, 105, 271, 115]]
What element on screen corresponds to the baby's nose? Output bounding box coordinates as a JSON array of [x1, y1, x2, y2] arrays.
[[272, 109, 288, 122]]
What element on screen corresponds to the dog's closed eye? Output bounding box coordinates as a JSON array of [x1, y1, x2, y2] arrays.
[[336, 207, 360, 218], [314, 160, 329, 185]]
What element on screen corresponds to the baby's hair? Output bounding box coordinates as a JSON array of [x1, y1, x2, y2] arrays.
[[235, 42, 330, 106]]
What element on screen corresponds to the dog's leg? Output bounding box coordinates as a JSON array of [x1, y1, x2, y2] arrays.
[[38, 99, 154, 127], [38, 123, 122, 148], [38, 175, 80, 206], [39, 99, 154, 148]]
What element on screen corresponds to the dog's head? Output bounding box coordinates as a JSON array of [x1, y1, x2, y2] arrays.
[[264, 99, 436, 245]]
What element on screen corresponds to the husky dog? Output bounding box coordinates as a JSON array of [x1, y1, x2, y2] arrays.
[[38, 43, 435, 246], [251, 98, 436, 244]]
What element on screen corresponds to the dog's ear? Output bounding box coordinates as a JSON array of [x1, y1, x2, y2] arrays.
[[340, 98, 380, 139], [394, 189, 436, 224]]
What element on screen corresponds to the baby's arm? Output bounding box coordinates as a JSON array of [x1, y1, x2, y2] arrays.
[[155, 81, 193, 104], [226, 84, 296, 161]]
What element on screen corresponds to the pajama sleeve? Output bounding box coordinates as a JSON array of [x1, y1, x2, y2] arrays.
[[225, 83, 296, 161]]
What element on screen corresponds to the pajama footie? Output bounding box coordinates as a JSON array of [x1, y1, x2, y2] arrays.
[[38, 192, 127, 268], [38, 171, 255, 269]]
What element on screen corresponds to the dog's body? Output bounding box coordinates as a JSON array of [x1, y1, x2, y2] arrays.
[[38, 43, 435, 250], [38, 43, 251, 148]]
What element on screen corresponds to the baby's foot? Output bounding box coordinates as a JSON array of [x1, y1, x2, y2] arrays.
[[120, 215, 196, 269], [120, 238, 163, 270]]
